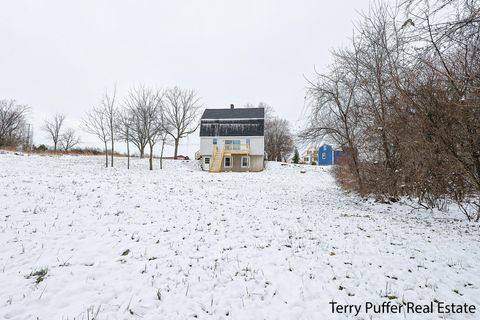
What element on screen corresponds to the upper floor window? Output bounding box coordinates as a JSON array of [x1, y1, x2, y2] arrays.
[[224, 140, 241, 150], [224, 139, 240, 144]]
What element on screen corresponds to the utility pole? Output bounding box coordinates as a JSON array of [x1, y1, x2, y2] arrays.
[[25, 123, 33, 152]]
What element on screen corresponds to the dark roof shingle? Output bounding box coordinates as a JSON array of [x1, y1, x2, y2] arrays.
[[201, 108, 264, 120]]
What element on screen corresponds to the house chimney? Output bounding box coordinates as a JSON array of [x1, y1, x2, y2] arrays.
[[230, 104, 234, 109]]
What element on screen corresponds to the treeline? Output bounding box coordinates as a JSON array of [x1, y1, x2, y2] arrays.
[[0, 85, 202, 171], [83, 85, 202, 170], [301, 0, 480, 221]]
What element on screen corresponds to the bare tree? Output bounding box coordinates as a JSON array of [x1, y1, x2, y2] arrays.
[[124, 89, 149, 158], [0, 99, 29, 147], [60, 128, 80, 151], [352, 3, 408, 194], [301, 42, 364, 190], [125, 87, 163, 170], [265, 116, 294, 162], [299, 0, 480, 220], [146, 99, 163, 171], [83, 106, 110, 167], [101, 86, 117, 167], [43, 113, 66, 152], [161, 87, 202, 158], [158, 132, 170, 169], [115, 108, 134, 169]]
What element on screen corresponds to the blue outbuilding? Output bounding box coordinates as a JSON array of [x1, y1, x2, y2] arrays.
[[318, 144, 346, 165], [318, 144, 334, 165]]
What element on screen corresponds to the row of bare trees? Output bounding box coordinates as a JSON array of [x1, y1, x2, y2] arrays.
[[83, 86, 202, 170], [302, 0, 480, 220]]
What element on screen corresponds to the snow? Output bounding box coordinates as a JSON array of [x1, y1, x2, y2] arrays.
[[0, 153, 479, 319]]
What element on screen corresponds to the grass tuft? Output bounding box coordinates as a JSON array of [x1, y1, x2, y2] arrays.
[[27, 268, 48, 284]]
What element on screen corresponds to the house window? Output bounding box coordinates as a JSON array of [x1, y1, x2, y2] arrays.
[[322, 153, 326, 160], [224, 156, 232, 168], [213, 138, 217, 145], [224, 140, 241, 150], [204, 157, 210, 165], [304, 156, 310, 163], [246, 138, 250, 145], [241, 156, 250, 168]]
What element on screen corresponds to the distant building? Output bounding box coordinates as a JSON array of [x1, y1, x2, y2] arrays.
[[301, 146, 318, 165], [318, 144, 347, 165], [198, 105, 265, 172]]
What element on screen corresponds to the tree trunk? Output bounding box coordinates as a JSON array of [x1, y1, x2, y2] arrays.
[[160, 138, 166, 169], [104, 141, 108, 168], [348, 140, 363, 192], [174, 138, 179, 158], [111, 134, 114, 167], [149, 143, 154, 170], [127, 137, 130, 170], [139, 146, 145, 159]]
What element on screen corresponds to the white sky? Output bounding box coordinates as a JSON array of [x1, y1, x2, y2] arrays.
[[0, 0, 376, 157]]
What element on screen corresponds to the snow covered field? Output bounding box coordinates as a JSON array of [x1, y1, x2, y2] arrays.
[[0, 153, 479, 320]]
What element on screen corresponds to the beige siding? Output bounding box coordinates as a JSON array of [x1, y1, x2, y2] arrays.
[[220, 155, 264, 172]]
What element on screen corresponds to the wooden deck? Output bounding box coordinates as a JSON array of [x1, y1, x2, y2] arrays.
[[209, 144, 250, 172]]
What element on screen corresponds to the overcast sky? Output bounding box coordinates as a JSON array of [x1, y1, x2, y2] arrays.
[[1, 0, 376, 156]]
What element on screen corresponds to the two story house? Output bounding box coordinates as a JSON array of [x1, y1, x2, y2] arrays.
[[199, 105, 265, 172]]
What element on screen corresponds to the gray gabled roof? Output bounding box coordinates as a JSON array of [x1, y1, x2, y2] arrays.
[[201, 107, 264, 120]]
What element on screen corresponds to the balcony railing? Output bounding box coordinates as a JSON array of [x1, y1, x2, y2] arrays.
[[222, 143, 250, 153]]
